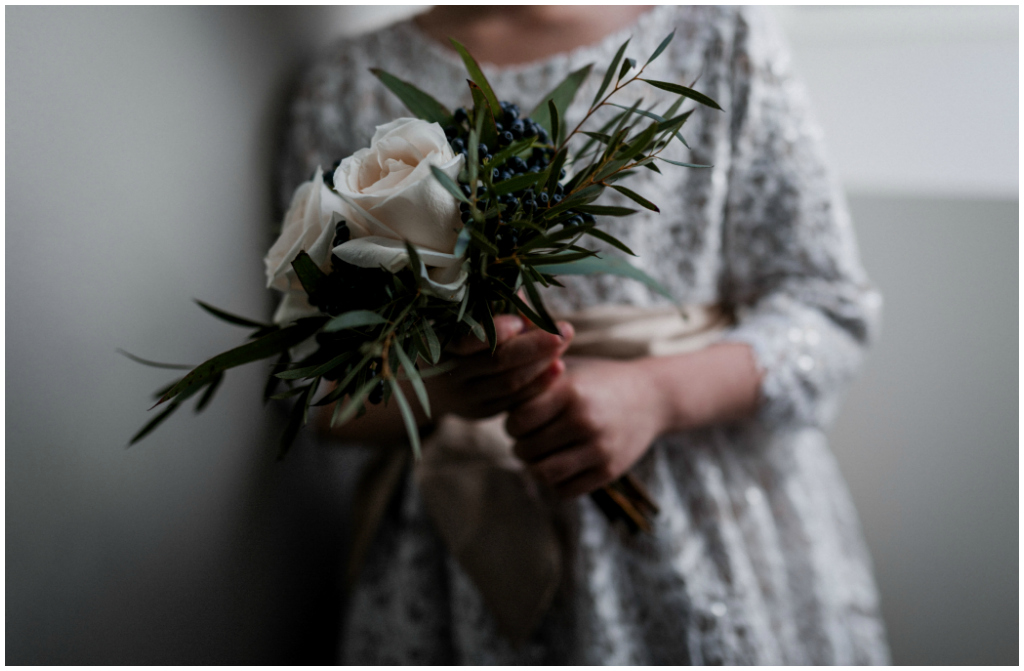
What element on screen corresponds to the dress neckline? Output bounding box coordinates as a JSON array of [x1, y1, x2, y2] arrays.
[[392, 6, 677, 79]]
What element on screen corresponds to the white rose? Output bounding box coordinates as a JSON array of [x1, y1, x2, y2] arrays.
[[331, 118, 467, 301], [264, 167, 347, 324]]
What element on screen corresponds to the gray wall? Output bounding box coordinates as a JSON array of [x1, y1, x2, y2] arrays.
[[835, 196, 1018, 664], [6, 6, 1018, 664]]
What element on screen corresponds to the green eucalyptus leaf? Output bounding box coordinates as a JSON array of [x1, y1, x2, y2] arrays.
[[585, 227, 638, 256], [129, 401, 182, 446], [157, 319, 325, 405], [610, 184, 659, 212], [275, 350, 354, 380], [640, 79, 723, 111], [263, 351, 290, 403], [456, 284, 471, 322], [290, 251, 327, 297], [315, 352, 374, 407], [117, 349, 193, 370], [521, 274, 557, 335], [394, 340, 430, 419], [430, 165, 470, 204], [323, 310, 387, 332], [420, 319, 441, 364], [194, 299, 271, 329], [193, 372, 224, 413], [657, 157, 713, 169], [545, 147, 568, 197], [547, 99, 560, 147], [493, 170, 545, 196], [523, 250, 596, 265], [388, 378, 422, 459], [540, 254, 673, 300], [582, 131, 612, 144], [453, 227, 472, 258], [450, 39, 501, 115], [330, 377, 376, 427], [370, 68, 451, 123], [618, 57, 636, 81], [645, 30, 675, 66], [593, 38, 630, 106], [468, 81, 498, 147], [480, 301, 497, 354], [460, 312, 486, 341], [575, 204, 637, 217], [495, 284, 558, 334], [530, 64, 592, 138], [278, 387, 311, 459]]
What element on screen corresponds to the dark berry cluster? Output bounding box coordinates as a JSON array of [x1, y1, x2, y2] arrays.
[[307, 220, 390, 316], [443, 101, 597, 261]]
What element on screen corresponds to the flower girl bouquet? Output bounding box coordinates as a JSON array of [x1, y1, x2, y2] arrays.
[[127, 32, 720, 532]]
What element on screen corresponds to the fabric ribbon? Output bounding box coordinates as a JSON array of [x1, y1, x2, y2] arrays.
[[347, 304, 733, 642]]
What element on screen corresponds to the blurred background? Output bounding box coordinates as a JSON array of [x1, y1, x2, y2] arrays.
[[6, 5, 1017, 664]]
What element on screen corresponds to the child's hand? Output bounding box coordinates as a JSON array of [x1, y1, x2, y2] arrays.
[[504, 357, 665, 498], [427, 315, 575, 420]]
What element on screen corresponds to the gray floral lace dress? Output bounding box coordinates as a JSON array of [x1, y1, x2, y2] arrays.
[[277, 6, 890, 665]]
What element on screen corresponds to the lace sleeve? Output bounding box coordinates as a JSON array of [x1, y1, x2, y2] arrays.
[[720, 8, 882, 429]]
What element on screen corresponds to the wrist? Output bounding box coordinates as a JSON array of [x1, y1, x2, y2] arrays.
[[634, 355, 698, 435]]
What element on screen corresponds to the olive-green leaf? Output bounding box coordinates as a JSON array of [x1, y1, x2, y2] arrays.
[[618, 57, 636, 81], [493, 170, 545, 196], [657, 157, 713, 169], [276, 350, 354, 380], [530, 64, 593, 138], [585, 227, 638, 256], [323, 310, 387, 332], [291, 251, 327, 297], [330, 376, 376, 427], [194, 299, 271, 329], [640, 79, 723, 111], [430, 165, 470, 204], [157, 319, 324, 405], [370, 68, 451, 123], [388, 378, 422, 459], [547, 99, 560, 146], [610, 184, 659, 212], [593, 38, 630, 106], [193, 372, 224, 413], [467, 81, 498, 147], [645, 30, 675, 66], [539, 254, 673, 300], [575, 204, 638, 217], [129, 400, 182, 446], [450, 39, 501, 115], [117, 349, 193, 370], [420, 318, 441, 364], [395, 339, 430, 419]]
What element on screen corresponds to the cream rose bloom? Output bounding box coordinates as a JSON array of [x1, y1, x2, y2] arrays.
[[264, 167, 346, 324], [331, 118, 467, 301]]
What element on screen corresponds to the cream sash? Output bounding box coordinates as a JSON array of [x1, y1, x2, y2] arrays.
[[348, 304, 733, 643]]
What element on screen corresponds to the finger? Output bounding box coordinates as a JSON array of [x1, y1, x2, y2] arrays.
[[469, 322, 573, 378], [505, 381, 574, 440], [513, 410, 592, 463], [527, 443, 603, 488], [446, 315, 524, 356], [472, 359, 565, 414], [553, 467, 613, 499]]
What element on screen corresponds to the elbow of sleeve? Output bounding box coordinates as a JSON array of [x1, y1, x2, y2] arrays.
[[722, 285, 882, 429]]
